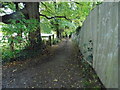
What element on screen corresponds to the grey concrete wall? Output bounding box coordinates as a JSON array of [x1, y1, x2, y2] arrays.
[[72, 2, 118, 88]]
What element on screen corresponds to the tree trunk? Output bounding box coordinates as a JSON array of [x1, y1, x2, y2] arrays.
[[15, 3, 23, 43], [14, 2, 19, 11], [56, 29, 60, 38], [54, 2, 60, 39], [25, 2, 42, 49]]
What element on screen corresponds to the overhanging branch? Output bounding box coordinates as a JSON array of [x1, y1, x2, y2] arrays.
[[40, 14, 71, 21], [2, 8, 28, 24], [2, 8, 71, 24]]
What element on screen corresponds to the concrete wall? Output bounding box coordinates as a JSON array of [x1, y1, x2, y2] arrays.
[[72, 2, 119, 88]]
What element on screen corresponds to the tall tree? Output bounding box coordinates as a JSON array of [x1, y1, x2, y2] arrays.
[[2, 2, 42, 49]]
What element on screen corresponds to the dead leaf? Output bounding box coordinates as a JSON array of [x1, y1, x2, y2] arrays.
[[12, 69, 17, 72], [53, 79, 58, 82]]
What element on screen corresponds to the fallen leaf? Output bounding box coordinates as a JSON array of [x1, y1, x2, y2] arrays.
[[12, 69, 17, 72], [53, 79, 58, 82]]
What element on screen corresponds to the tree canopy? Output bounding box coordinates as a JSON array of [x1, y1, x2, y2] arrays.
[[0, 1, 100, 62], [40, 2, 98, 35]]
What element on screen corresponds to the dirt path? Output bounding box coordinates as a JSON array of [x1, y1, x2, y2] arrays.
[[2, 39, 103, 88]]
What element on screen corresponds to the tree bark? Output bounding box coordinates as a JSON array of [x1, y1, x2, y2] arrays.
[[14, 2, 19, 11], [56, 29, 60, 38], [25, 2, 42, 48]]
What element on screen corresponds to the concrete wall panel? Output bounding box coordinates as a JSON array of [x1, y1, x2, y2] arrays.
[[72, 2, 119, 88]]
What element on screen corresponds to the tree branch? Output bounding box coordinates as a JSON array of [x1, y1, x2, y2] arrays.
[[40, 14, 71, 21], [40, 2, 71, 21], [2, 7, 71, 24], [74, 2, 83, 6], [2, 8, 28, 24]]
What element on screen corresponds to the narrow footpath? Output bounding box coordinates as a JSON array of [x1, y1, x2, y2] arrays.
[[2, 39, 104, 88]]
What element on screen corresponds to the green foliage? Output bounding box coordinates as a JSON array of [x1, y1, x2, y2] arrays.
[[40, 2, 97, 36], [23, 19, 39, 32], [1, 18, 40, 61], [3, 2, 16, 11], [40, 18, 52, 34], [2, 45, 19, 61], [0, 2, 16, 14], [0, 2, 25, 14], [52, 38, 61, 45]]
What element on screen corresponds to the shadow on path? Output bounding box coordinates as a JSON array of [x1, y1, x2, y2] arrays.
[[2, 39, 104, 88]]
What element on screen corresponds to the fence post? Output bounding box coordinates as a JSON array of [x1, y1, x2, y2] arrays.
[[49, 36, 51, 46]]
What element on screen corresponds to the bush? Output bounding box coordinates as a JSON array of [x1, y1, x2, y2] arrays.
[[1, 18, 39, 62]]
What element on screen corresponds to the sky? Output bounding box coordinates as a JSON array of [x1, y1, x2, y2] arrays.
[[1, 8, 13, 16]]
